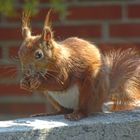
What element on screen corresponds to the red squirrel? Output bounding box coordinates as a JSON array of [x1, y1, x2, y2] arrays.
[[18, 11, 140, 120]]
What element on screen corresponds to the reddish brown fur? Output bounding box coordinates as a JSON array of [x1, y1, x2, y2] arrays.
[[18, 11, 140, 120]]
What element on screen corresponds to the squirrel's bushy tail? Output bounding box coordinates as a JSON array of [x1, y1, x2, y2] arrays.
[[104, 48, 140, 111]]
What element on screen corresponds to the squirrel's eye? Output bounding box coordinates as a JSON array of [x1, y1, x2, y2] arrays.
[[34, 49, 44, 60]]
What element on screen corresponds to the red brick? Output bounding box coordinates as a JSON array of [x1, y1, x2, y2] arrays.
[[6, 14, 20, 22], [0, 28, 21, 40], [128, 4, 140, 18], [13, 24, 101, 39], [0, 47, 2, 59], [54, 25, 101, 38], [32, 24, 101, 38], [98, 43, 140, 52], [0, 65, 18, 79], [68, 5, 122, 20], [0, 103, 46, 114], [27, 5, 120, 22], [0, 84, 31, 96], [32, 8, 59, 21], [109, 23, 140, 38], [9, 46, 19, 58]]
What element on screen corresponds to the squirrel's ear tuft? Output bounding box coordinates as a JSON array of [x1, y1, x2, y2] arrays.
[[44, 9, 52, 28], [22, 11, 31, 39], [42, 10, 53, 42]]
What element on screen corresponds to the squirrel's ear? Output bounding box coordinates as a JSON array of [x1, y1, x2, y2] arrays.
[[42, 28, 52, 42], [22, 11, 31, 39]]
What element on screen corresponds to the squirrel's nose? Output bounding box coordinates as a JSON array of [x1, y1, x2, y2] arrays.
[[22, 64, 35, 77]]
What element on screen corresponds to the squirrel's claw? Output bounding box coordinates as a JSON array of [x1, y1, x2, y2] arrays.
[[64, 110, 86, 121]]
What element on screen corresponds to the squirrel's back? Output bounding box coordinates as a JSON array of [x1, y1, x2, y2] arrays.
[[58, 37, 102, 78]]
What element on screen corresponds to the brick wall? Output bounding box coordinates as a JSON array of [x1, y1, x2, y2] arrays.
[[0, 0, 140, 120]]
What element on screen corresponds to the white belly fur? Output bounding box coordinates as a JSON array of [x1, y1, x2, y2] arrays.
[[48, 85, 79, 109]]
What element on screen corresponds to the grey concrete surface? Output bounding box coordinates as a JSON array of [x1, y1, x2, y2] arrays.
[[0, 110, 140, 140]]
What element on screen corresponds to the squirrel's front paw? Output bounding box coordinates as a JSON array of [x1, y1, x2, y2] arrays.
[[20, 74, 41, 91], [20, 77, 31, 91], [29, 76, 41, 90]]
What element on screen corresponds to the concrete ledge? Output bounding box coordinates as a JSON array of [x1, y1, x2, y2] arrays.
[[0, 110, 140, 140]]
